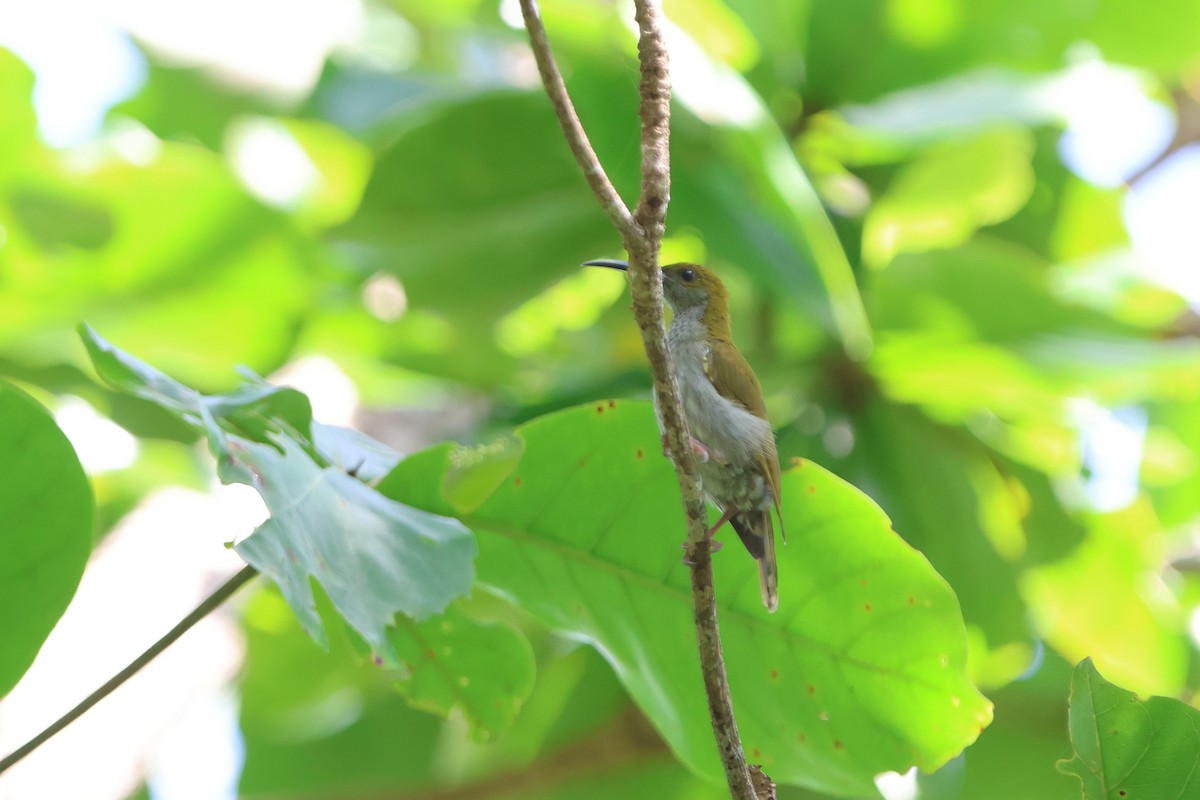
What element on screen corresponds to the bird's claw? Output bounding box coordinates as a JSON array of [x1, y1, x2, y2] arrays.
[[680, 537, 723, 565]]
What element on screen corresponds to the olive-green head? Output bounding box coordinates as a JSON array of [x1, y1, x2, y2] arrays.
[[583, 259, 731, 333]]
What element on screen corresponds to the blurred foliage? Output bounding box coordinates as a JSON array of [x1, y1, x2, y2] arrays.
[[2, 0, 1200, 796]]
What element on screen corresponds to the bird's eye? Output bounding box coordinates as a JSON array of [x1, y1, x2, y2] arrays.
[[680, 268, 696, 282]]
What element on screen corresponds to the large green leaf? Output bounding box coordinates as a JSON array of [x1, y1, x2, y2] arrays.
[[1059, 658, 1200, 799], [0, 382, 93, 697], [378, 400, 990, 796]]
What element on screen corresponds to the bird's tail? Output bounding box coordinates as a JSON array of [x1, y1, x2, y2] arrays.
[[730, 510, 779, 613]]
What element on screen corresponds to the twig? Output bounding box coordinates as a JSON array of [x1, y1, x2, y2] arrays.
[[0, 565, 259, 776], [518, 0, 639, 242], [518, 2, 761, 797]]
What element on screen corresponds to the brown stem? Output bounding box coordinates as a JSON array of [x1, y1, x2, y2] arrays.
[[518, 2, 762, 797]]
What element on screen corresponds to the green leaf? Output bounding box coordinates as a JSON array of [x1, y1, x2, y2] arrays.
[[378, 400, 990, 795], [383, 602, 535, 740], [81, 327, 477, 665], [311, 421, 401, 482], [229, 436, 476, 654], [81, 323, 313, 448], [1059, 658, 1200, 799], [441, 641, 631, 779], [0, 381, 93, 697], [440, 435, 524, 514]]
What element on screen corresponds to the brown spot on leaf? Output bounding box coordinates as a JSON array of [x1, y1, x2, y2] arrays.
[[579, 458, 587, 467], [608, 399, 616, 408], [636, 448, 644, 459], [596, 404, 605, 413], [514, 477, 522, 487], [770, 669, 779, 679], [752, 748, 761, 759], [908, 596, 915, 605], [807, 685, 815, 696], [864, 603, 872, 612], [807, 485, 816, 494], [424, 649, 436, 660], [798, 734, 807, 744], [859, 578, 868, 586], [833, 740, 843, 750]]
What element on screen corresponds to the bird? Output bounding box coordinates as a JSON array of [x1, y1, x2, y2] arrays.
[[584, 259, 782, 612]]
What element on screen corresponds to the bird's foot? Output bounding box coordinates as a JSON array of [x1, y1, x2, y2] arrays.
[[680, 534, 724, 565]]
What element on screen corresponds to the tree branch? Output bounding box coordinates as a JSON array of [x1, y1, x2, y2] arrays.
[[517, 0, 639, 242], [519, 3, 762, 797], [0, 565, 259, 776]]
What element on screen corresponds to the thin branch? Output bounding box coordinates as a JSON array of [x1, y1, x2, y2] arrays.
[[632, 0, 671, 239], [519, 2, 762, 797], [0, 565, 259, 776], [518, 0, 639, 242]]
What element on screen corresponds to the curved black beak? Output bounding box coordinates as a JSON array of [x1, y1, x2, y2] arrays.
[[582, 259, 629, 271]]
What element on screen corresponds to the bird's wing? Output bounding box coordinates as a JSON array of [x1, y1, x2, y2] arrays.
[[704, 339, 783, 517]]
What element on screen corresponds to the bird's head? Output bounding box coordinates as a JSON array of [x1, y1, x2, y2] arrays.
[[583, 259, 730, 327]]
